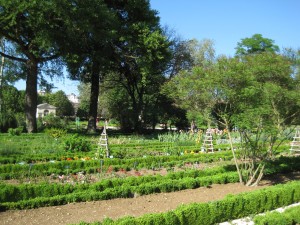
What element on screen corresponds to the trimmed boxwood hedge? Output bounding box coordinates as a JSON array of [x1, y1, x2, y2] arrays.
[[253, 204, 300, 225], [75, 180, 300, 225], [0, 166, 239, 208]]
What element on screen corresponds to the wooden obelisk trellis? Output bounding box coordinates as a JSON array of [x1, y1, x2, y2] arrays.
[[290, 127, 300, 153], [202, 128, 214, 153], [99, 121, 110, 158]]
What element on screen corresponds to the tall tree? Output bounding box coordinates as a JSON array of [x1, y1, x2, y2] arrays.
[[235, 33, 279, 55], [102, 0, 171, 132], [0, 0, 65, 132], [163, 38, 216, 131], [57, 0, 116, 133], [161, 28, 194, 79]]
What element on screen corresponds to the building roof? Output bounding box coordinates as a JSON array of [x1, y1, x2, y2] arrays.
[[37, 103, 57, 109]]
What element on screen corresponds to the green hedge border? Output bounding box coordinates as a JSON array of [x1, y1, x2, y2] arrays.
[[75, 181, 300, 225], [253, 204, 300, 225]]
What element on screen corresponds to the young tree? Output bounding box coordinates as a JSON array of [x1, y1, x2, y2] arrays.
[[163, 38, 217, 132], [165, 52, 299, 186]]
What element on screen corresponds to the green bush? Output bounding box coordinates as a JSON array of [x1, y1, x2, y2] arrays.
[[45, 128, 67, 139], [0, 112, 17, 132], [8, 127, 22, 136], [63, 134, 93, 152], [254, 205, 300, 225], [38, 114, 69, 130]]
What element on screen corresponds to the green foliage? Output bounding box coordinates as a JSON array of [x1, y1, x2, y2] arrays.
[[0, 0, 68, 132], [0, 112, 17, 132], [38, 114, 69, 130], [253, 205, 300, 225], [165, 48, 299, 185], [8, 127, 22, 136], [1, 156, 299, 211], [45, 128, 67, 139], [235, 33, 279, 55], [62, 134, 92, 152], [42, 91, 74, 117]]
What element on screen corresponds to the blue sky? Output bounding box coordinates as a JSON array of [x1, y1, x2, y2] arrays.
[[15, 0, 300, 95], [150, 0, 300, 56]]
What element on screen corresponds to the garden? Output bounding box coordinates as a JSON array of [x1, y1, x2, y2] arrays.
[[0, 126, 300, 225], [0, 1, 299, 224]]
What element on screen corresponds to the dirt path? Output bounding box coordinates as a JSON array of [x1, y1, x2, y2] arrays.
[[0, 173, 299, 225]]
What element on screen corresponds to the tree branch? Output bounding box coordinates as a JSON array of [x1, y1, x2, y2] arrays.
[[0, 51, 26, 63], [39, 54, 59, 62]]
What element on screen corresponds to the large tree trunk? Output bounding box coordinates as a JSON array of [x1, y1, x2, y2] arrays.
[[131, 94, 144, 133], [87, 64, 100, 133], [132, 99, 141, 132], [25, 60, 38, 133]]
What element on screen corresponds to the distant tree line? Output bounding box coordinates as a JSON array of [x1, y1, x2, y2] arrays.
[[0, 0, 299, 134]]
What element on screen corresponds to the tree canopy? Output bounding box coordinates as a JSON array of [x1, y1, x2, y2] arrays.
[[235, 33, 279, 55], [0, 0, 66, 132], [164, 50, 299, 185]]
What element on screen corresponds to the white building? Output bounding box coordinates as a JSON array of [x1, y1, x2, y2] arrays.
[[67, 93, 80, 114], [67, 93, 80, 104], [36, 103, 57, 118]]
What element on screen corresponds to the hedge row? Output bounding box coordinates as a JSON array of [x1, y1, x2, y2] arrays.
[[0, 172, 239, 210], [75, 181, 300, 225], [0, 151, 234, 179], [0, 144, 222, 164], [1, 154, 299, 182], [253, 204, 300, 225], [3, 155, 298, 202], [1, 155, 300, 210], [0, 165, 235, 203]]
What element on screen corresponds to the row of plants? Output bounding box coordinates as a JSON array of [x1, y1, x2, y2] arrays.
[[1, 156, 299, 210], [0, 142, 289, 165], [1, 151, 297, 182], [0, 134, 235, 163], [0, 151, 234, 179], [74, 180, 300, 225], [253, 204, 300, 225], [0, 143, 229, 164], [1, 128, 291, 163], [0, 166, 235, 203], [0, 151, 96, 164], [0, 172, 239, 210]]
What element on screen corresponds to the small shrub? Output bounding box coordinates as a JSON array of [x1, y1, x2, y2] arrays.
[[62, 134, 92, 152], [38, 114, 69, 130], [8, 127, 22, 136], [45, 128, 67, 139]]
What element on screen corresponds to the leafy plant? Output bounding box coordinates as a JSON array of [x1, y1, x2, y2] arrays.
[[8, 127, 22, 136], [62, 134, 93, 152], [45, 128, 67, 139]]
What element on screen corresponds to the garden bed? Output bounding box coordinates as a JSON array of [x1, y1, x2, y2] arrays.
[[0, 172, 299, 225]]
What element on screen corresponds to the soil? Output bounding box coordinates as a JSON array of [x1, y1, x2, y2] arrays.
[[0, 172, 299, 225]]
